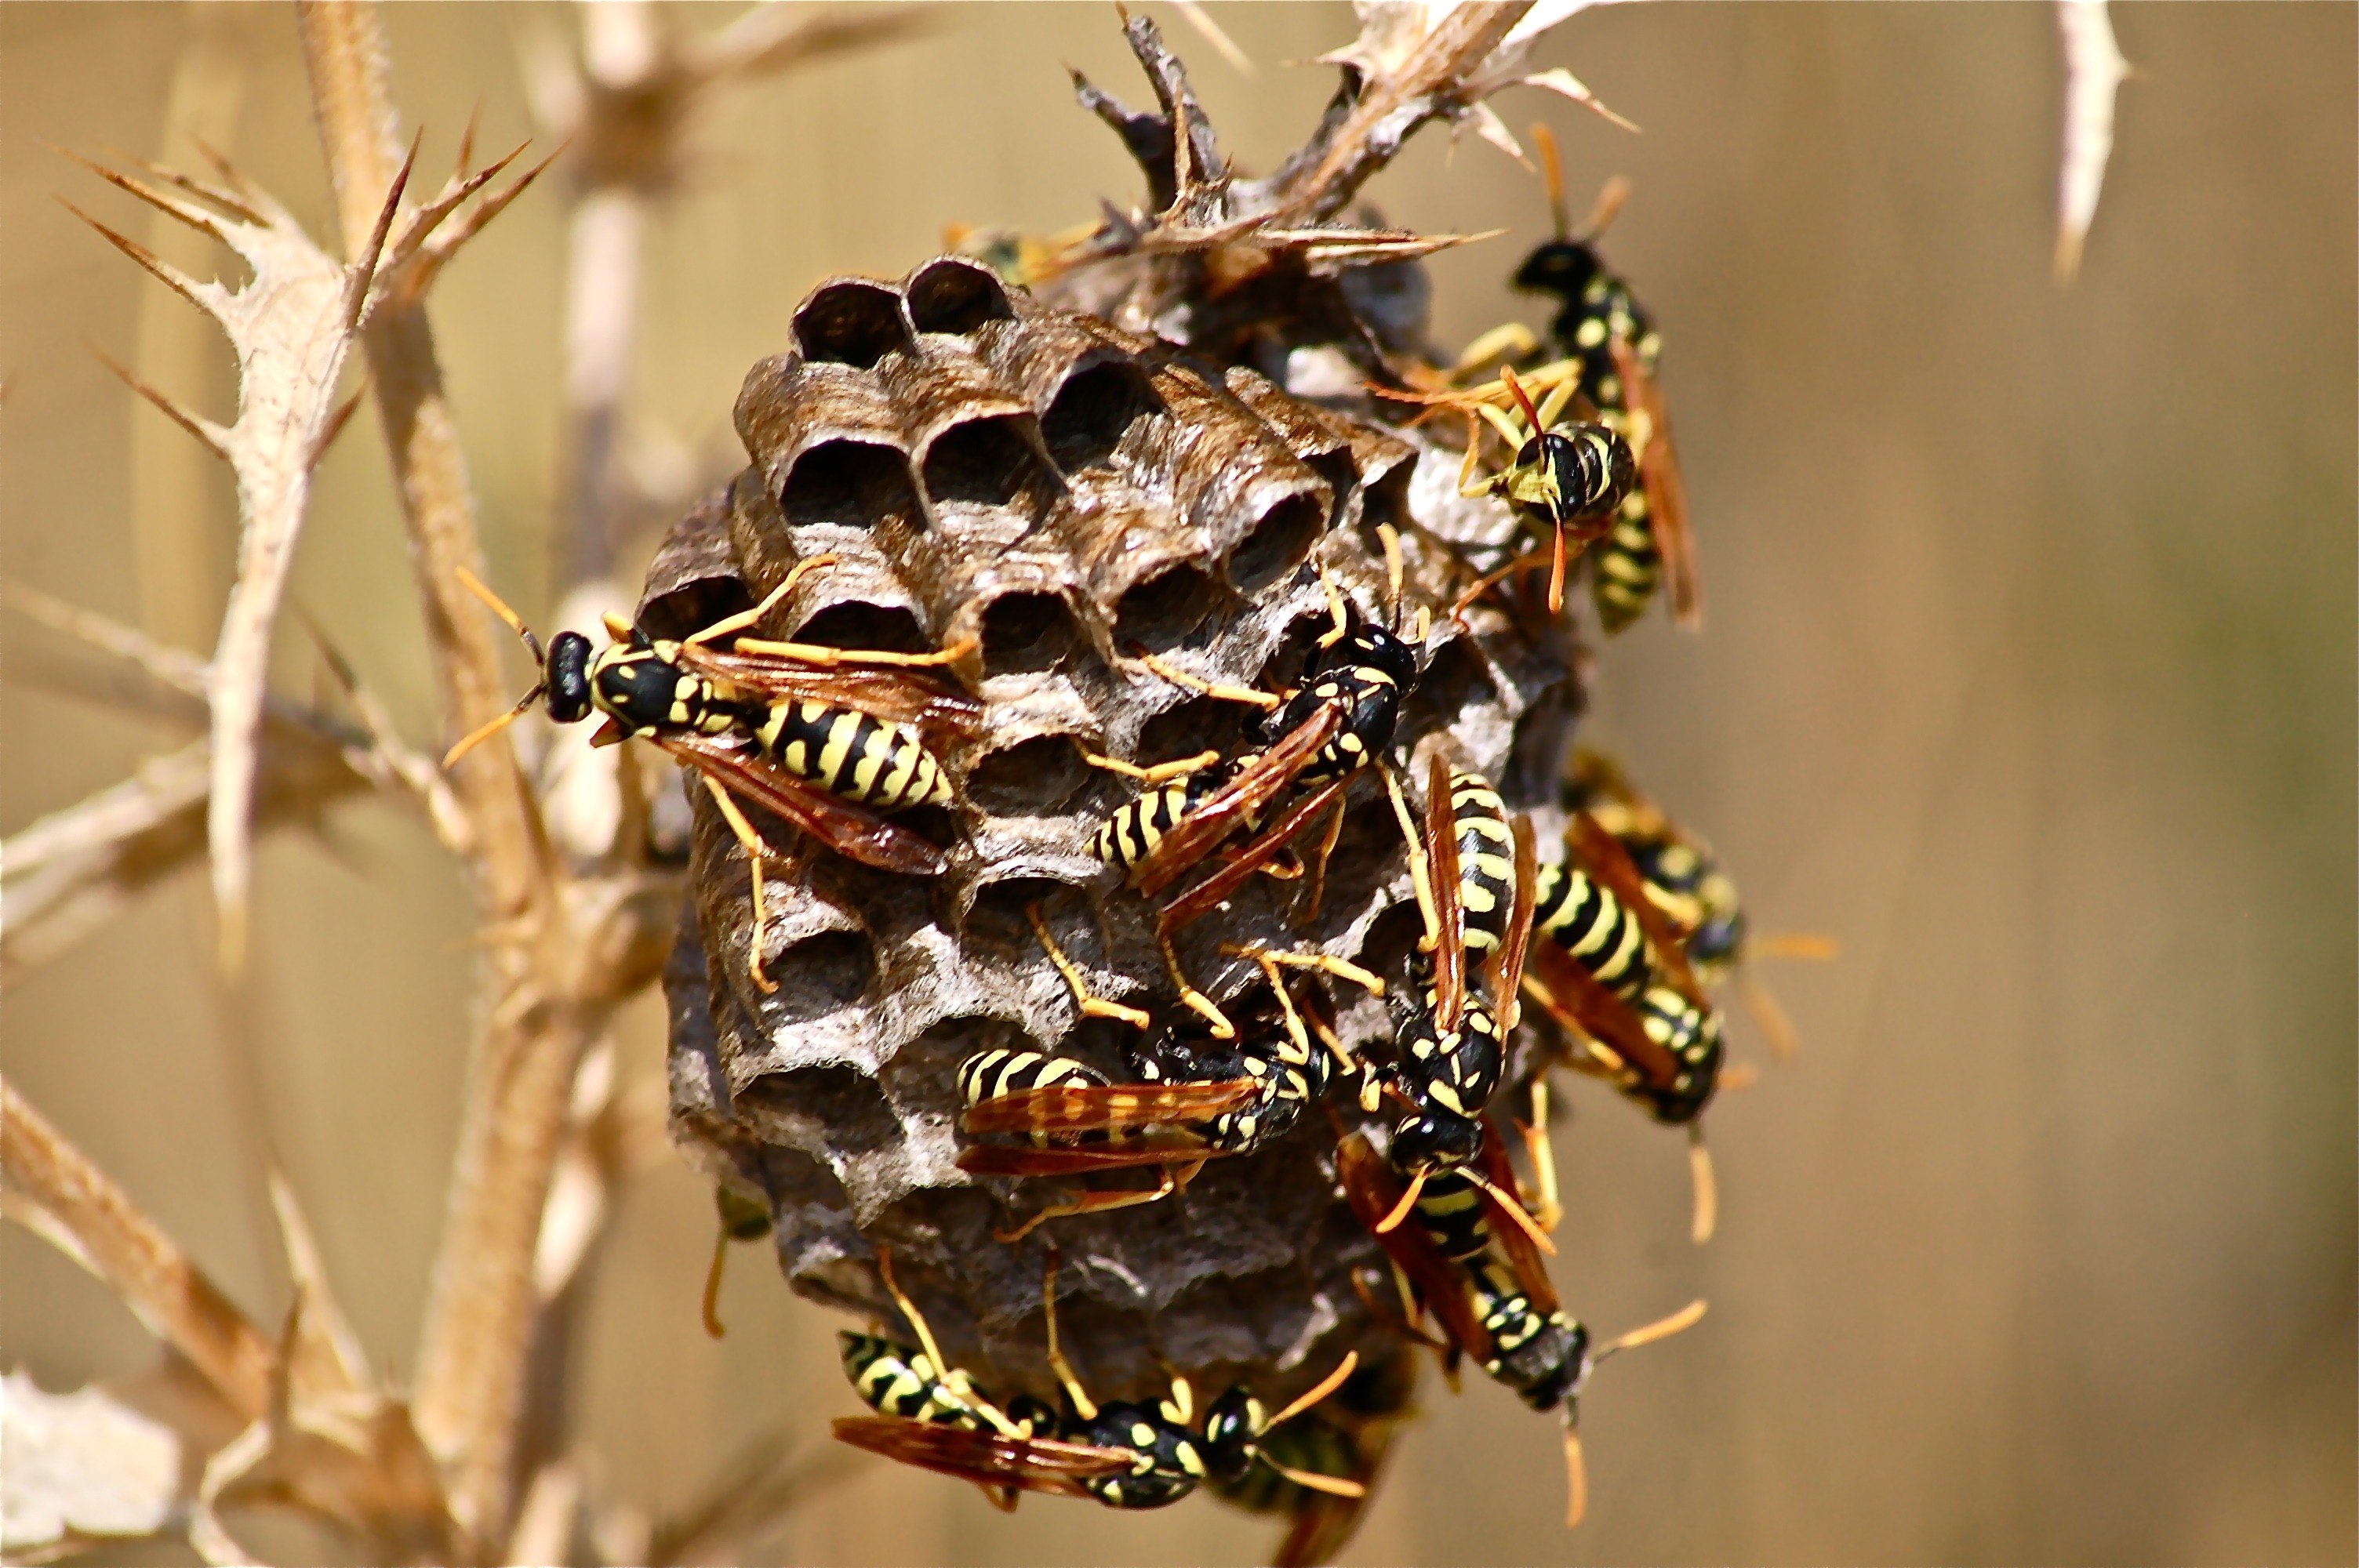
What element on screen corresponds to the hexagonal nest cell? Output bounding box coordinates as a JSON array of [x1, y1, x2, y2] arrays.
[[657, 256, 1581, 1410]]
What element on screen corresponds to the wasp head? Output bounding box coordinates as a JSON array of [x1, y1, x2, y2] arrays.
[[545, 632, 595, 723], [1513, 239, 1604, 299], [1198, 1387, 1264, 1483], [1388, 1105, 1481, 1175]]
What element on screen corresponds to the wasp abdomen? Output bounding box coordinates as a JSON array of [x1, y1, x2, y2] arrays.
[[756, 699, 951, 811], [1449, 771, 1517, 960], [1532, 862, 1652, 997]]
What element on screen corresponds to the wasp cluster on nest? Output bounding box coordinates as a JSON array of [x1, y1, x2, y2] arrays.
[[656, 11, 1757, 1553]]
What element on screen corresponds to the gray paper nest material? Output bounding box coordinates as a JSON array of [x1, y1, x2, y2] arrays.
[[660, 256, 1582, 1406]]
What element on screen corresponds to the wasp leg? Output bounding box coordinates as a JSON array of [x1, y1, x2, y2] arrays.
[[1027, 904, 1150, 1029], [1040, 1254, 1101, 1421], [1378, 760, 1443, 961], [1451, 321, 1543, 378], [732, 633, 980, 669], [702, 775, 780, 995], [1292, 790, 1350, 927], [1130, 651, 1283, 710], [996, 1165, 1186, 1244], [1227, 944, 1388, 1000], [1534, 373, 1578, 430], [1158, 927, 1237, 1040], [1449, 547, 1555, 622], [700, 1224, 733, 1339], [1084, 747, 1222, 784], [683, 551, 841, 646], [1515, 1076, 1565, 1233]]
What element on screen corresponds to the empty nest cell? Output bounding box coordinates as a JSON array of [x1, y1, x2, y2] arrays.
[[1220, 491, 1322, 596], [976, 589, 1081, 677], [904, 257, 1017, 336], [793, 279, 914, 368], [779, 439, 921, 531], [963, 733, 1091, 815], [920, 414, 1058, 511], [1041, 358, 1165, 473], [1110, 563, 1220, 652]]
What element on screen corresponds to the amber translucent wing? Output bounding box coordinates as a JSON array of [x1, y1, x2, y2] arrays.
[[1424, 753, 1467, 1035], [1158, 775, 1350, 933], [655, 731, 947, 877], [668, 642, 983, 746], [1490, 817, 1538, 1025], [831, 1417, 1127, 1494], [1568, 813, 1704, 1007], [1522, 937, 1683, 1091], [956, 1142, 1216, 1178], [1134, 705, 1342, 898], [1474, 1119, 1560, 1316], [959, 1078, 1261, 1136], [1611, 338, 1698, 629], [1274, 1486, 1374, 1568], [1336, 1136, 1494, 1363]]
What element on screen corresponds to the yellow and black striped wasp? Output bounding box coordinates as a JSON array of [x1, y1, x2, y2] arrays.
[[956, 911, 1382, 1240], [832, 1247, 1128, 1510], [1212, 1345, 1418, 1567], [1489, 124, 1698, 632], [445, 556, 981, 989], [1565, 750, 1835, 1066], [838, 1254, 1368, 1512], [1339, 1128, 1705, 1528], [1089, 567, 1425, 1031]]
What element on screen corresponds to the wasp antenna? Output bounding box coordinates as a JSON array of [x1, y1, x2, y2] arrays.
[[1563, 1425, 1589, 1529], [1688, 1125, 1717, 1244], [1501, 364, 1544, 436], [1267, 1459, 1369, 1499], [1264, 1350, 1358, 1432], [442, 685, 543, 768], [1598, 1298, 1709, 1359], [1582, 175, 1632, 244], [1466, 1169, 1557, 1256], [1533, 122, 1569, 239], [1374, 1165, 1427, 1234], [455, 565, 544, 663]]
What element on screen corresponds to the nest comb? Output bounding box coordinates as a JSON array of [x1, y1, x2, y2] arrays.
[[658, 255, 1583, 1408]]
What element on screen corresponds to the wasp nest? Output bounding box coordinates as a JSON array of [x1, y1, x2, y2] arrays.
[[657, 251, 1580, 1408]]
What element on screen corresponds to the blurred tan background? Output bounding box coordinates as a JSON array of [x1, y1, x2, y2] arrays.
[[3, 4, 2351, 1564]]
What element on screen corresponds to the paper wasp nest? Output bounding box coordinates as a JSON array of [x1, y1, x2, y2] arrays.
[[660, 255, 1579, 1404]]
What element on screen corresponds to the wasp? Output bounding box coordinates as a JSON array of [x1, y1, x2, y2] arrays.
[[832, 1248, 1129, 1510], [445, 557, 981, 991], [1211, 1345, 1417, 1568], [838, 1254, 1368, 1511], [957, 911, 1381, 1239], [1339, 1130, 1705, 1527], [1089, 567, 1425, 1032], [1361, 759, 1545, 1245], [1506, 125, 1697, 632], [1565, 750, 1836, 1065]]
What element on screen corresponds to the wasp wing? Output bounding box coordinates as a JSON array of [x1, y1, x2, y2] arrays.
[[961, 1078, 1262, 1137], [1568, 812, 1705, 1008], [1612, 337, 1699, 630], [832, 1417, 1128, 1496], [1474, 1118, 1561, 1316], [668, 641, 983, 749], [1158, 775, 1351, 933], [1491, 816, 1539, 1029], [656, 730, 948, 877], [956, 1142, 1222, 1178], [1336, 1134, 1495, 1363], [1521, 936, 1685, 1093], [1133, 705, 1342, 898], [1425, 753, 1467, 1035]]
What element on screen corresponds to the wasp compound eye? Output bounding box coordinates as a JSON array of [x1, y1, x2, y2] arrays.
[[545, 632, 595, 723]]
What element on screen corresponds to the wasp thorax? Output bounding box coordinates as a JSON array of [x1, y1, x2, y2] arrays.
[[545, 631, 596, 724], [591, 646, 691, 732]]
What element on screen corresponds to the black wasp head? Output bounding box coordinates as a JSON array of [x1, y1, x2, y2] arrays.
[[1198, 1387, 1262, 1483], [1344, 618, 1420, 693], [1389, 1105, 1482, 1174], [544, 632, 595, 724], [1512, 239, 1603, 298]]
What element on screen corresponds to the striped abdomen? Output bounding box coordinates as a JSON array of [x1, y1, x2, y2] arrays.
[[958, 1047, 1109, 1146], [1551, 274, 1667, 633], [1623, 833, 1747, 984], [753, 699, 950, 811], [1410, 1169, 1497, 1267], [1450, 771, 1517, 960], [1531, 861, 1653, 998], [840, 1331, 987, 1427], [1092, 760, 1236, 873], [1590, 474, 1662, 634], [1467, 1260, 1590, 1412]]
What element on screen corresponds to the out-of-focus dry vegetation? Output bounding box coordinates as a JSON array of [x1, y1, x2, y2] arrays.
[[2, 4, 2350, 1565]]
